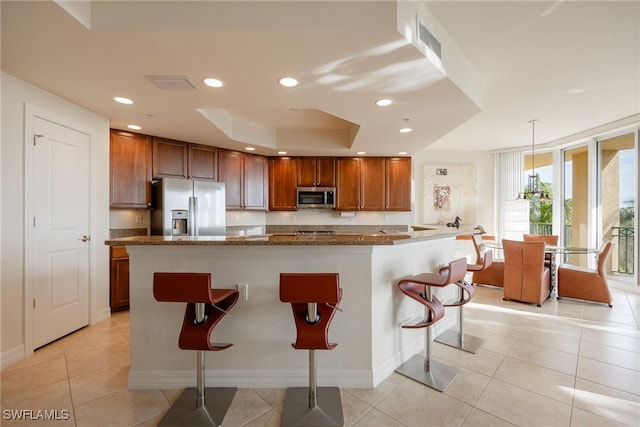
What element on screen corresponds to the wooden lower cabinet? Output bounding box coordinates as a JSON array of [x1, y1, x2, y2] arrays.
[[110, 246, 129, 312]]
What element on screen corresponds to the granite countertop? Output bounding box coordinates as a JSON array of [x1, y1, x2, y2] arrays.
[[104, 226, 479, 247]]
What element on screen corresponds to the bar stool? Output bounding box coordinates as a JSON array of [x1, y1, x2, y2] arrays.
[[395, 258, 467, 391], [153, 272, 239, 427], [434, 245, 490, 353], [279, 273, 344, 427]]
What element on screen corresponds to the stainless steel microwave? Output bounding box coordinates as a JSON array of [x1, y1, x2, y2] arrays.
[[296, 187, 336, 209]]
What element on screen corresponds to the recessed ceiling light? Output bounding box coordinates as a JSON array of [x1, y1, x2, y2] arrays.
[[127, 124, 142, 130], [277, 151, 288, 155], [279, 77, 298, 87], [375, 99, 393, 106], [399, 127, 413, 133], [203, 78, 223, 88], [245, 147, 256, 151], [114, 97, 133, 104], [357, 151, 366, 155], [398, 151, 408, 155]]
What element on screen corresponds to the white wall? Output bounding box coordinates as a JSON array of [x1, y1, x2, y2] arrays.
[[1, 72, 111, 365], [413, 149, 495, 234]]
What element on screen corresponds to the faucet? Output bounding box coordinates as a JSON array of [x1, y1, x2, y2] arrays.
[[378, 228, 387, 234]]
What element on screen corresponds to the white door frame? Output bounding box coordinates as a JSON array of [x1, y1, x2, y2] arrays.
[[23, 103, 95, 355]]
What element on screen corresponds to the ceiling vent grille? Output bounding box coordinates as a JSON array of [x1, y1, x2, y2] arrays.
[[417, 20, 442, 59], [145, 75, 198, 90]]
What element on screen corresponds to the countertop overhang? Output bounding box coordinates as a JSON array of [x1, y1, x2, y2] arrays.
[[105, 227, 479, 247]]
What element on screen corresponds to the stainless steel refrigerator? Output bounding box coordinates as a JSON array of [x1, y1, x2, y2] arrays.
[[151, 177, 226, 236]]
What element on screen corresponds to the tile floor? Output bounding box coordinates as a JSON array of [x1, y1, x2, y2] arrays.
[[2, 280, 639, 427]]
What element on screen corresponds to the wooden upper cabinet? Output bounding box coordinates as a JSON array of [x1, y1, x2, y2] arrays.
[[243, 153, 268, 210], [152, 137, 188, 179], [335, 157, 360, 211], [335, 157, 388, 211], [359, 157, 385, 210], [218, 149, 244, 209], [269, 157, 298, 211], [385, 157, 412, 211], [218, 149, 267, 210], [297, 157, 335, 187], [188, 144, 218, 180], [110, 129, 151, 208]]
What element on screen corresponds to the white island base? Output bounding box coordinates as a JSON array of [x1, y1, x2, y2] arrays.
[[126, 238, 458, 390]]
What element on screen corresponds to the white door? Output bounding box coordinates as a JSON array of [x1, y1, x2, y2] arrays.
[[31, 116, 90, 349]]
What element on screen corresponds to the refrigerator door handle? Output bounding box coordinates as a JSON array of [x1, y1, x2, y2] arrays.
[[188, 196, 198, 236]]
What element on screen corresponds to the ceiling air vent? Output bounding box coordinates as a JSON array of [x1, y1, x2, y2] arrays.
[[145, 75, 198, 90], [417, 20, 441, 59]]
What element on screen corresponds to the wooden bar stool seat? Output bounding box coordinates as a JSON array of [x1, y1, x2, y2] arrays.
[[153, 272, 239, 427], [279, 273, 344, 427]]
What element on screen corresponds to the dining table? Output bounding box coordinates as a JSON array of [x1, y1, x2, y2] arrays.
[[482, 241, 599, 296]]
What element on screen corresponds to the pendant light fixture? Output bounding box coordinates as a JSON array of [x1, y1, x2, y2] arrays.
[[522, 119, 549, 200]]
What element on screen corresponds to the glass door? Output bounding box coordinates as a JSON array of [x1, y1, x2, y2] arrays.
[[598, 132, 636, 283]]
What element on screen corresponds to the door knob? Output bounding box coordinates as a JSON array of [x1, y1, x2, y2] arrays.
[[79, 235, 91, 242]]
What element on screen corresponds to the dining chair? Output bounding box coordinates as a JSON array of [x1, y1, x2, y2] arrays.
[[502, 239, 550, 306], [470, 234, 505, 288], [557, 240, 614, 307], [523, 234, 559, 268]]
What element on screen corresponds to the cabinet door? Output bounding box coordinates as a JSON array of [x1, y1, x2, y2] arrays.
[[360, 157, 385, 210], [110, 247, 129, 312], [385, 157, 412, 211], [188, 144, 218, 180], [243, 153, 267, 210], [110, 129, 151, 208], [152, 137, 187, 179], [316, 157, 336, 187], [270, 157, 298, 211], [335, 157, 360, 211], [218, 149, 244, 209], [296, 157, 317, 186], [297, 157, 335, 187]]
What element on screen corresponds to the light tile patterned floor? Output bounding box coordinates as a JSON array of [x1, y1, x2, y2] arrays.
[[2, 281, 638, 426]]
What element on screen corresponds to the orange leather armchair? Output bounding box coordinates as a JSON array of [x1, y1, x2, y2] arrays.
[[557, 240, 614, 307], [470, 234, 505, 287], [502, 239, 550, 306]]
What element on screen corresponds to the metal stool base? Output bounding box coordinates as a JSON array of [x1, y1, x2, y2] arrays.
[[281, 387, 344, 427], [395, 354, 459, 392], [158, 387, 237, 427], [435, 328, 485, 354]]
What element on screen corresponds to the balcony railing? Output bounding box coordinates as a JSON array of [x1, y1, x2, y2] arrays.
[[612, 226, 635, 274], [530, 223, 635, 274]]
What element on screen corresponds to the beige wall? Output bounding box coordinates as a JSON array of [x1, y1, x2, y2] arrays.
[[412, 149, 495, 234], [1, 73, 111, 366]]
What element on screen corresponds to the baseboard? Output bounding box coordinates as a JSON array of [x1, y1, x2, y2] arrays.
[[128, 368, 373, 390], [372, 335, 423, 387], [93, 307, 112, 324], [1, 344, 25, 370]]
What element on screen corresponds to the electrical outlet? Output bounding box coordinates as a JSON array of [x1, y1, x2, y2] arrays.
[[135, 215, 143, 224], [235, 214, 240, 222], [236, 283, 248, 300]]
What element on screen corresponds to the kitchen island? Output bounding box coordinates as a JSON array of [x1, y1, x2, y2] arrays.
[[105, 228, 477, 390]]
